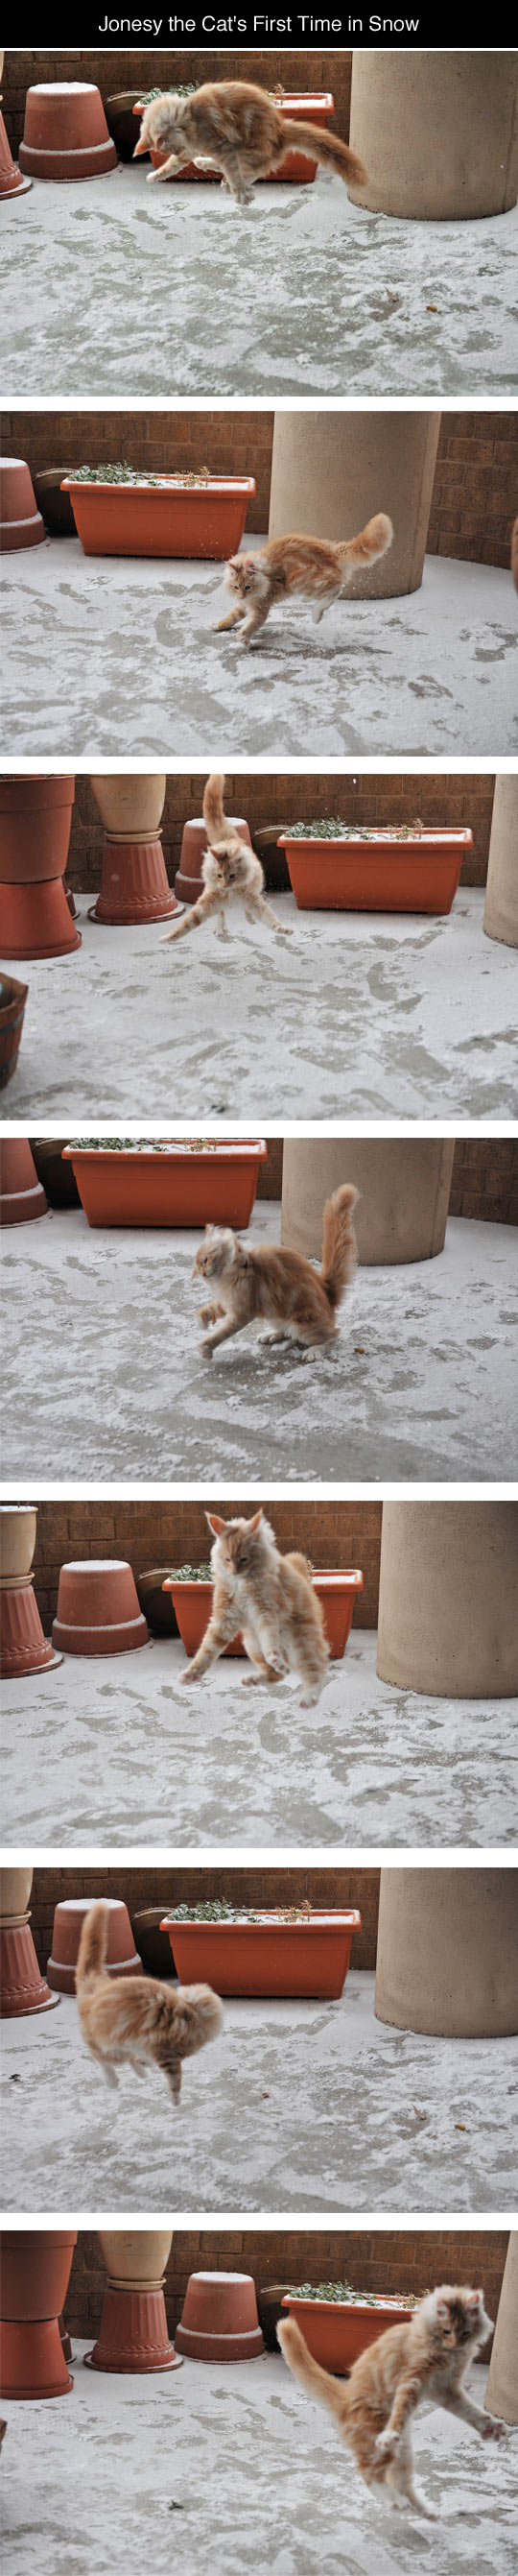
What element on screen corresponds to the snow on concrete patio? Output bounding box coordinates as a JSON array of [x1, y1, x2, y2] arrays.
[[3, 2348, 515, 2576], [2, 1633, 516, 1848], [3, 540, 517, 760], [3, 163, 518, 400], [3, 885, 517, 1124], [2, 1201, 517, 1485], [2, 1974, 517, 2213]]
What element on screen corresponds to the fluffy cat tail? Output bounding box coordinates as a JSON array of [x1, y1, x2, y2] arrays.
[[278, 123, 367, 190], [320, 1183, 359, 1312], [286, 1550, 314, 1581], [339, 513, 393, 572], [76, 1899, 108, 1989], [278, 2318, 350, 2425], [202, 771, 243, 861]]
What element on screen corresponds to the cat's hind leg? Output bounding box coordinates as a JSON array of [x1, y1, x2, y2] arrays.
[[385, 2439, 438, 2524], [240, 600, 271, 650], [247, 892, 294, 938]]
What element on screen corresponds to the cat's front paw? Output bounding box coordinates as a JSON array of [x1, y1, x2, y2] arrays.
[[375, 2428, 399, 2459], [483, 2417, 507, 2442], [200, 1337, 215, 1359], [179, 1665, 200, 1685]]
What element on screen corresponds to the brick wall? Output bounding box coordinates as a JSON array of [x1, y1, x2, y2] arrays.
[[3, 410, 517, 566], [30, 1864, 381, 1975], [67, 771, 495, 894], [450, 1139, 518, 1229], [1, 51, 354, 156], [65, 2226, 508, 2340], [32, 1498, 382, 1631]]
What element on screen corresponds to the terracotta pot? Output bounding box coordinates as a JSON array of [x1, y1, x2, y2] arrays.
[[18, 83, 118, 181], [0, 1136, 47, 1225], [106, 89, 144, 157], [0, 1920, 59, 2018], [90, 773, 167, 837], [32, 1139, 81, 1206], [0, 457, 45, 552], [162, 1911, 362, 1998], [61, 475, 256, 560], [0, 1581, 62, 1679], [90, 836, 178, 925], [0, 1865, 34, 1920], [176, 2271, 264, 2362], [0, 103, 32, 197], [52, 1559, 149, 1656], [84, 2283, 181, 2374], [62, 1140, 268, 1230], [0, 2230, 77, 2321], [47, 1895, 142, 1994], [33, 471, 77, 537], [0, 2318, 73, 2398], [0, 877, 82, 959], [135, 1569, 179, 1637], [164, 1567, 364, 1662], [0, 775, 75, 880], [175, 812, 252, 905], [132, 1908, 177, 1977], [59, 2313, 73, 2364], [0, 974, 28, 1089], [99, 2229, 174, 2287], [279, 831, 473, 913], [0, 1505, 37, 1583], [280, 2294, 413, 2373]]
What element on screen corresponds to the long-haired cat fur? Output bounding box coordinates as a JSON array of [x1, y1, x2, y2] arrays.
[[161, 773, 292, 948], [215, 515, 393, 649], [76, 1900, 223, 2103], [278, 2288, 506, 2523], [134, 82, 367, 205], [193, 1180, 359, 1359], [179, 1508, 329, 1705]]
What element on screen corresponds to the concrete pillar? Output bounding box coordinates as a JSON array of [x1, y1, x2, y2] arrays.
[[348, 52, 518, 219], [377, 1502, 518, 1697], [485, 2236, 518, 2425], [483, 778, 518, 951], [375, 1868, 518, 2036], [281, 1139, 454, 1265], [268, 412, 439, 597]]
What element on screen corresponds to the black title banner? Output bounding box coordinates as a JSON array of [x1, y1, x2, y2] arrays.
[[9, 12, 481, 49]]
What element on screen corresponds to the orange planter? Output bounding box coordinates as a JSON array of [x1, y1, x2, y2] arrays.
[[0, 1136, 48, 1226], [165, 1567, 364, 1661], [176, 2271, 264, 2362], [61, 475, 256, 560], [279, 831, 474, 913], [175, 811, 252, 906], [134, 92, 334, 184], [62, 1141, 268, 1229], [18, 82, 117, 181], [0, 458, 45, 552], [162, 1911, 362, 1998], [280, 2294, 413, 2373]]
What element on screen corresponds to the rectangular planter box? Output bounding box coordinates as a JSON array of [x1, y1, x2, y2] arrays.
[[134, 93, 334, 184], [164, 1567, 364, 1661], [279, 830, 474, 914], [280, 2294, 413, 2373], [61, 1142, 267, 1229], [61, 476, 256, 560], [162, 1911, 362, 1998]]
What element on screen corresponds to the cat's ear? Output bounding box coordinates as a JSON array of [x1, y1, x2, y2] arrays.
[[248, 1509, 263, 1533], [206, 1512, 225, 1535], [466, 2292, 483, 2315], [435, 2299, 450, 2323], [204, 1223, 214, 1236]]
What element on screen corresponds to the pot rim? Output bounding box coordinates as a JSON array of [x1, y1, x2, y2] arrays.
[[62, 1139, 267, 1162], [278, 828, 474, 848], [281, 2292, 413, 2313], [132, 91, 335, 113], [163, 1567, 364, 1593], [61, 474, 256, 496], [161, 1911, 362, 1933]]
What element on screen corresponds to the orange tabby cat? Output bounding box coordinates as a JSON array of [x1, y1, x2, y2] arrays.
[[193, 1180, 359, 1359], [215, 515, 393, 649], [76, 1900, 223, 2103], [279, 2288, 506, 2523], [134, 82, 367, 205], [179, 1508, 329, 1706], [161, 773, 292, 948]]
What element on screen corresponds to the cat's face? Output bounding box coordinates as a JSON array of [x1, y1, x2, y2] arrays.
[[206, 1510, 263, 1572], [193, 1225, 237, 1283], [431, 2287, 492, 2350], [225, 554, 265, 599], [133, 95, 183, 156]]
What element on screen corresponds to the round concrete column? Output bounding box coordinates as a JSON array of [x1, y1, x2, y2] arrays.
[[281, 1140, 454, 1265], [483, 778, 518, 951], [375, 1868, 518, 2036], [348, 52, 518, 219], [485, 2236, 518, 2425], [377, 1502, 518, 1697], [268, 412, 439, 597]]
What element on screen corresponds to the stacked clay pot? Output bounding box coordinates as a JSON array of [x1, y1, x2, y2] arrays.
[[0, 1137, 48, 1226], [0, 775, 80, 959], [0, 1865, 58, 2019], [0, 1502, 61, 1680], [0, 458, 44, 552], [85, 2230, 181, 2373], [89, 773, 178, 924], [0, 100, 32, 198], [0, 2232, 77, 2398], [175, 809, 252, 905], [18, 83, 117, 181], [47, 1895, 142, 1993], [176, 2272, 264, 2362], [52, 1559, 149, 1656]]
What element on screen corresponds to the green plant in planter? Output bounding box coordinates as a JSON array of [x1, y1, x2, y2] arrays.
[[287, 2281, 419, 2306], [166, 1561, 213, 1581], [68, 1137, 220, 1153], [288, 818, 426, 841], [164, 1898, 313, 1923], [70, 465, 212, 488]]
